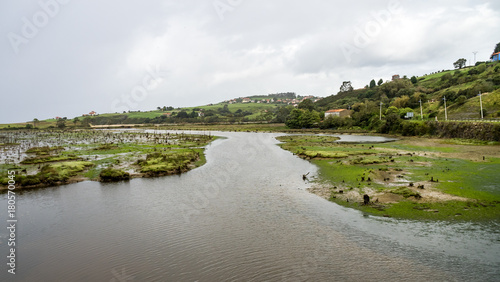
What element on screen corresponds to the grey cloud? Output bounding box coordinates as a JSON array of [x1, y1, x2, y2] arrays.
[[1, 0, 499, 123]]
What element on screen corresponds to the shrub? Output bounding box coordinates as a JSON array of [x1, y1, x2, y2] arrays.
[[99, 168, 130, 182], [455, 95, 467, 105], [401, 121, 417, 136], [414, 122, 430, 136]]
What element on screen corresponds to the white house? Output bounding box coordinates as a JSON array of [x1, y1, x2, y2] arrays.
[[325, 109, 351, 118]]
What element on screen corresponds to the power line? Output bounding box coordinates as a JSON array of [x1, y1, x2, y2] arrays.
[[472, 51, 478, 66]]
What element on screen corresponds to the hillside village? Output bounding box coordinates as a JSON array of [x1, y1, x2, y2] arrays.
[[223, 95, 321, 106]]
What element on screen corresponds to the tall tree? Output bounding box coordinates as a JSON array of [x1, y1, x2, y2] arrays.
[[410, 76, 417, 84], [339, 81, 353, 93], [377, 79, 383, 86], [56, 119, 66, 129], [285, 108, 303, 129], [176, 111, 189, 119], [494, 42, 500, 53], [453, 58, 467, 69], [298, 99, 315, 111], [369, 79, 376, 88]]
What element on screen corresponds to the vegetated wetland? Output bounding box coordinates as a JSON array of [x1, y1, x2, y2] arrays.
[[277, 134, 500, 221], [0, 129, 216, 190], [1, 130, 498, 281]]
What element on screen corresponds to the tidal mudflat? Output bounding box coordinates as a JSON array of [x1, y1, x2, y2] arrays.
[[277, 135, 500, 221]]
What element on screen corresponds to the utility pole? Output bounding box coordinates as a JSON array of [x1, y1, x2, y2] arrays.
[[379, 102, 383, 120], [419, 99, 423, 120], [479, 91, 484, 119], [473, 51, 478, 66], [443, 96, 448, 121]]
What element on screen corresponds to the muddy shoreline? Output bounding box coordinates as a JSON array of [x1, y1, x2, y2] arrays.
[[278, 135, 500, 221]]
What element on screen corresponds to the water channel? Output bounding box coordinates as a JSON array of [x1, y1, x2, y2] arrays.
[[0, 131, 499, 281]]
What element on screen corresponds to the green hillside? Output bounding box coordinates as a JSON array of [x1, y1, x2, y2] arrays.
[[1, 62, 499, 132], [316, 62, 500, 120]]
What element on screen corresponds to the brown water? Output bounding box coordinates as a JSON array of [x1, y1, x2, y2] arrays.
[[1, 132, 499, 281]]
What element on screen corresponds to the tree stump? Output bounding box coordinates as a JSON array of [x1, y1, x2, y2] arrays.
[[363, 194, 370, 205]]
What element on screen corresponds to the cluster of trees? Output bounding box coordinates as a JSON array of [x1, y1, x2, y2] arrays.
[[285, 108, 320, 128], [250, 92, 297, 99], [156, 106, 175, 111], [284, 59, 500, 132], [369, 79, 384, 88]]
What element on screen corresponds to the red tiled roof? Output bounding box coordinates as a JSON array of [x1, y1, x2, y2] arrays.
[[326, 109, 346, 113]]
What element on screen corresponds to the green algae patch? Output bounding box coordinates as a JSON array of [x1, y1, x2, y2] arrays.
[[277, 135, 500, 221], [0, 130, 216, 190]]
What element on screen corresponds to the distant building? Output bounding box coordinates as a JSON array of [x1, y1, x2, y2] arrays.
[[325, 109, 352, 118], [404, 112, 414, 119], [392, 74, 400, 81], [491, 52, 500, 62]]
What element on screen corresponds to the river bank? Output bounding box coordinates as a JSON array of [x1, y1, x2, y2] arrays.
[[0, 130, 216, 191], [277, 135, 500, 221]]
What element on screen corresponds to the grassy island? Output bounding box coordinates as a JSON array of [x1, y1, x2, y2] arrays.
[[0, 130, 216, 190], [277, 135, 500, 221]]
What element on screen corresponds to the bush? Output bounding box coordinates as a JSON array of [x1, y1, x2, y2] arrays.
[[414, 122, 430, 136], [321, 116, 345, 129], [456, 95, 467, 105], [401, 121, 417, 136], [18, 175, 42, 186], [99, 168, 130, 182], [468, 69, 479, 75]]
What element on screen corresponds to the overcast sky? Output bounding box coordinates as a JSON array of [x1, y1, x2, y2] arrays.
[[1, 0, 499, 123]]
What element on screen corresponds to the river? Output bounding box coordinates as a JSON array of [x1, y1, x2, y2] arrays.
[[1, 131, 499, 281]]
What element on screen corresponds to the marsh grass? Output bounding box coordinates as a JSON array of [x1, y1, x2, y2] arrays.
[[277, 135, 500, 221], [0, 130, 215, 189]]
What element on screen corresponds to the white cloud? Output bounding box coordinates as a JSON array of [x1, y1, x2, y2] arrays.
[[1, 0, 499, 123]]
